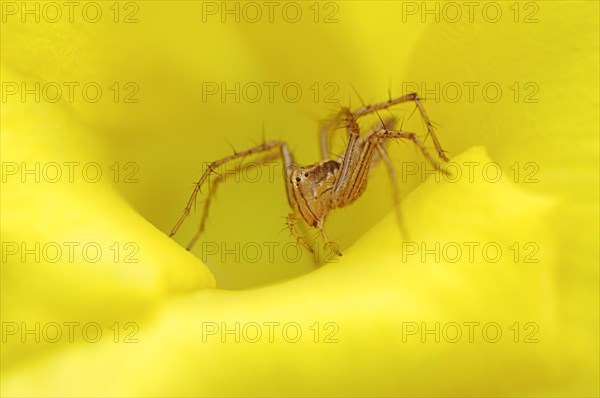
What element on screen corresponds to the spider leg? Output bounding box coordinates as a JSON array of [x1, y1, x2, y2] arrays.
[[286, 214, 314, 253], [170, 141, 296, 250], [375, 143, 411, 239], [376, 143, 399, 207], [185, 151, 281, 250], [360, 117, 405, 232], [351, 93, 449, 162], [364, 116, 397, 174], [317, 220, 342, 256], [375, 129, 444, 173]]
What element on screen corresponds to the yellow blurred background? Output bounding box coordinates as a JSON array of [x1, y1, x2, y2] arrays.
[[1, 1, 598, 396]]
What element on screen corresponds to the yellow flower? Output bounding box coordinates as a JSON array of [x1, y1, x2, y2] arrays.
[[1, 1, 598, 396]]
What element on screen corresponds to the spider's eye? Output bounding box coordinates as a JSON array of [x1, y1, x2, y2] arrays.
[[295, 177, 301, 182], [304, 173, 308, 177]]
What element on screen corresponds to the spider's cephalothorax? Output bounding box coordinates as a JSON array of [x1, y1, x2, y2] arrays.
[[170, 92, 449, 256], [288, 160, 340, 228]]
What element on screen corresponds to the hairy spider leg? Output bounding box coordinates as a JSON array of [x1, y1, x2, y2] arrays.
[[316, 219, 342, 256], [350, 92, 449, 162], [374, 136, 411, 238], [286, 214, 314, 254], [185, 151, 281, 250], [319, 92, 448, 163], [360, 117, 406, 234], [170, 141, 297, 250]]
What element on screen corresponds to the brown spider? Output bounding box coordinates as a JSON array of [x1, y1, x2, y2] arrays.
[[170, 93, 449, 256]]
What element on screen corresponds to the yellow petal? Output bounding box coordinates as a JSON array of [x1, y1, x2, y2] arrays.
[[1, 1, 598, 396]]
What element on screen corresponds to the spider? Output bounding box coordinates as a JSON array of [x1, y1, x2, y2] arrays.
[[170, 92, 449, 256]]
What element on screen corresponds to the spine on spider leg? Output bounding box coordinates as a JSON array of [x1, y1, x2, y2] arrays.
[[413, 97, 449, 162]]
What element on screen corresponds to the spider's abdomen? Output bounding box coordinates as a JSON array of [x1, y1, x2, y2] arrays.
[[289, 160, 340, 227]]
